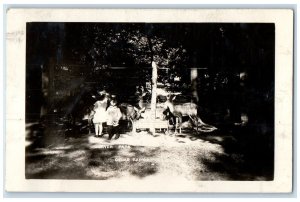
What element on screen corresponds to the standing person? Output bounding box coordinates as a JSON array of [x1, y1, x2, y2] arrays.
[[92, 90, 108, 137], [106, 99, 122, 140]]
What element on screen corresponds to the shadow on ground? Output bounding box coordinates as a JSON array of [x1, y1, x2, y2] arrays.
[[25, 121, 274, 181], [26, 145, 159, 180], [26, 123, 160, 179], [190, 124, 274, 181]]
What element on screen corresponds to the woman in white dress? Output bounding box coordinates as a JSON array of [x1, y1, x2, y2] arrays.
[[92, 90, 109, 137]]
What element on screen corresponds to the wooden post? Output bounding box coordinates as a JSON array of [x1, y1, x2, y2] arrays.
[[150, 61, 158, 133]]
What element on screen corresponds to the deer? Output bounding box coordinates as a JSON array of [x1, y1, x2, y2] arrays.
[[162, 94, 217, 135]]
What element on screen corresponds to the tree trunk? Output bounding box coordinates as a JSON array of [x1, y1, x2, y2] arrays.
[[150, 61, 158, 133]]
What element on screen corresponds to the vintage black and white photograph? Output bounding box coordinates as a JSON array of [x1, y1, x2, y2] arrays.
[[5, 9, 293, 192], [25, 22, 275, 181]]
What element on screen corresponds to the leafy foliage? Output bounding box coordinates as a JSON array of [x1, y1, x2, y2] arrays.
[[65, 23, 189, 72]]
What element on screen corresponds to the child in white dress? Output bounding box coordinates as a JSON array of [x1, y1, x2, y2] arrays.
[[92, 91, 108, 137]]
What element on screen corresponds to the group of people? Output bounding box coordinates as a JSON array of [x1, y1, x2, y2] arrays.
[[90, 90, 122, 140], [85, 85, 149, 140]]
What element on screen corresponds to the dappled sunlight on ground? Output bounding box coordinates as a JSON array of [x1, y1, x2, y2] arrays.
[[87, 130, 225, 149], [26, 130, 225, 180], [25, 122, 273, 181]]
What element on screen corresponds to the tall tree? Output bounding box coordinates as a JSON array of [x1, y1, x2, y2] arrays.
[[64, 23, 189, 131]]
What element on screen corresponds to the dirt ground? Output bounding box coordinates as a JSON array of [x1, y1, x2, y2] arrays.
[[25, 126, 272, 181]]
